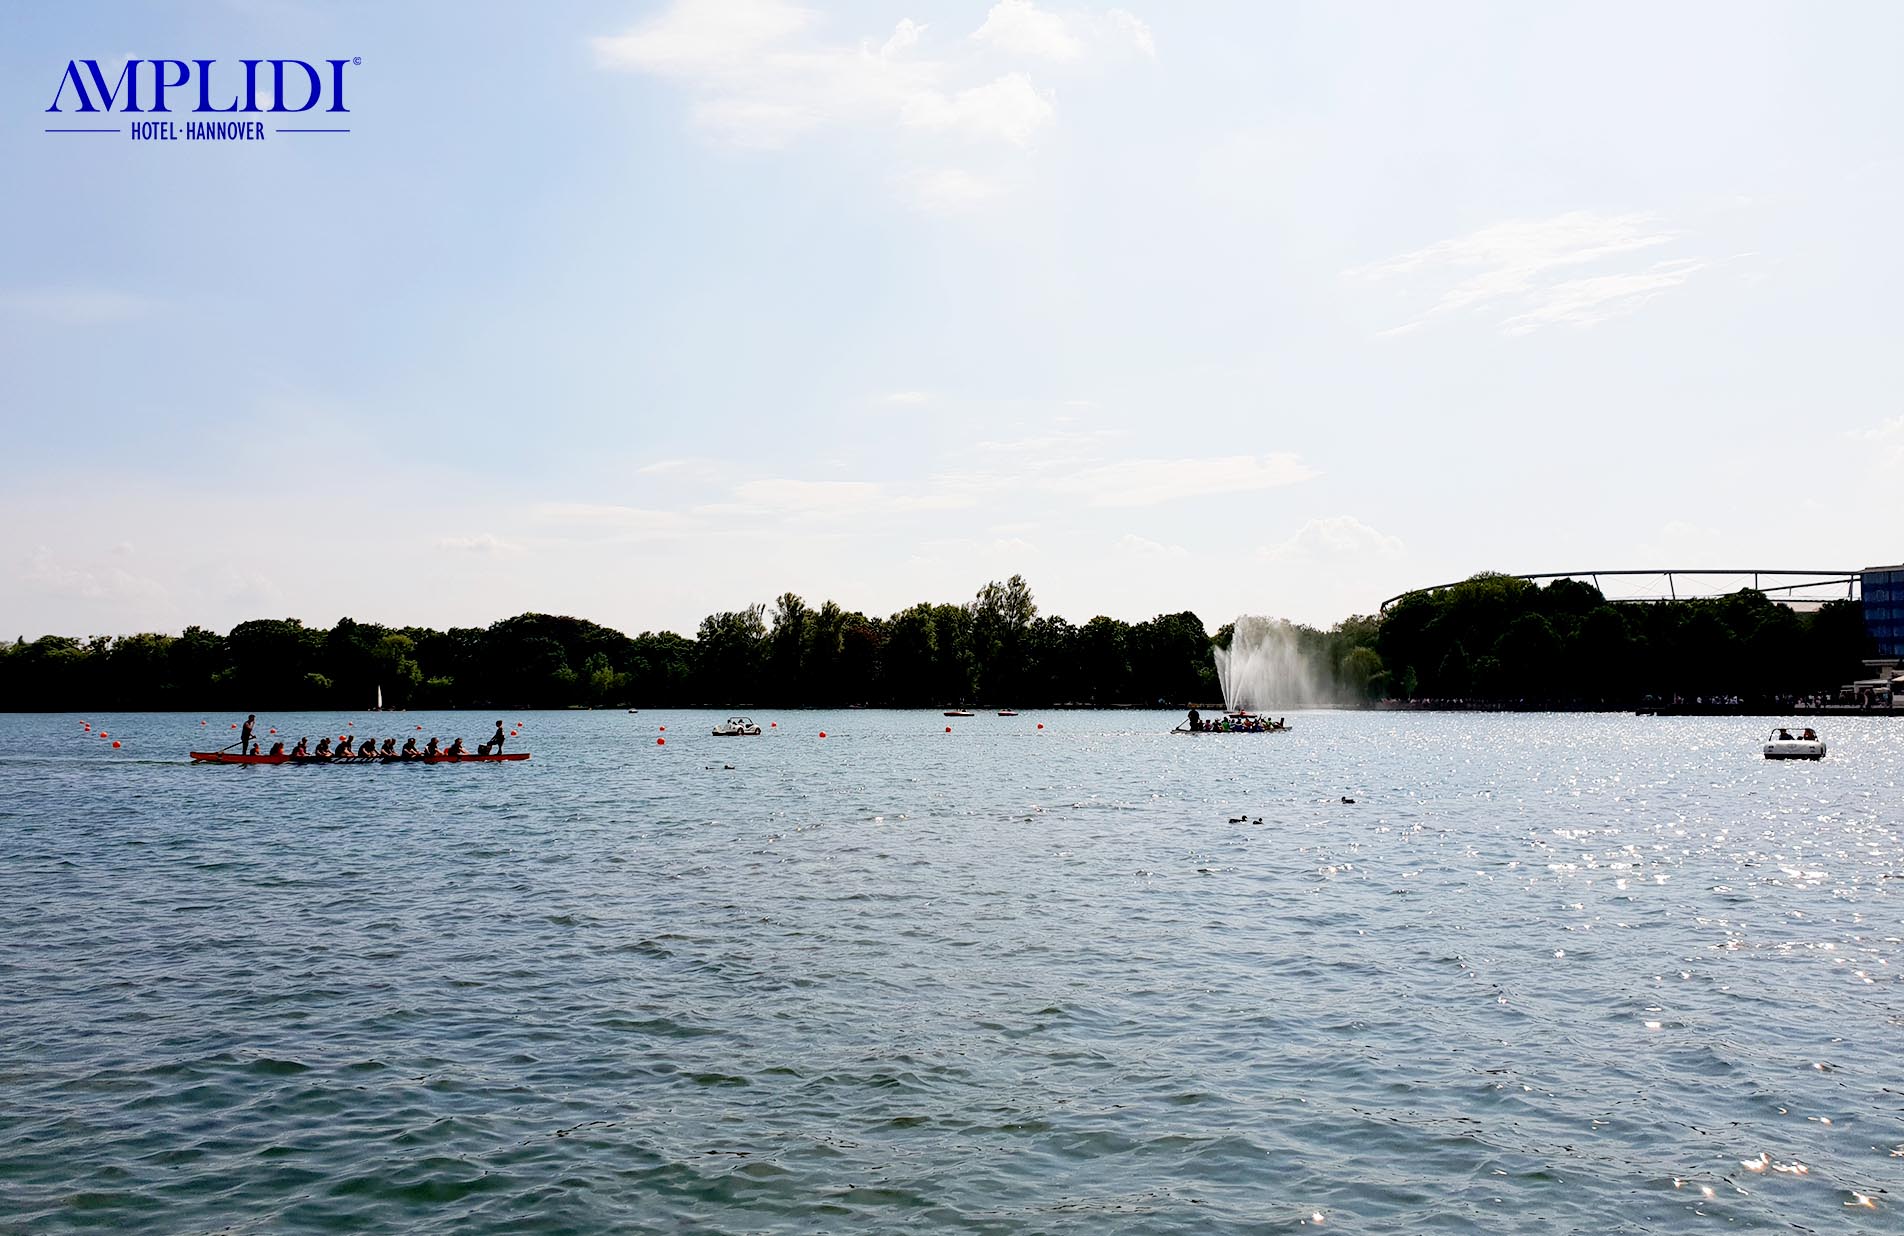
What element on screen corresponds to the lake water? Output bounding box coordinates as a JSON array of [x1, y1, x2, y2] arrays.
[[2, 709, 1900, 1233]]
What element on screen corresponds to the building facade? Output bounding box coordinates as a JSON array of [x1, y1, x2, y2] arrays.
[[1864, 564, 1904, 658]]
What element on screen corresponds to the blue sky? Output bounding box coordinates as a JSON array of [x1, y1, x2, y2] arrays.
[[3, 1, 1901, 638]]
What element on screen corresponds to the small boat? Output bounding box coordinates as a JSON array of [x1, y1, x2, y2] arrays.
[[996, 709, 1019, 717], [712, 717, 762, 736], [943, 709, 975, 717], [189, 751, 530, 765], [1763, 729, 1825, 760]]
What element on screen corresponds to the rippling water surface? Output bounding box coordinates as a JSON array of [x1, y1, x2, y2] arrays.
[[2, 709, 1901, 1233]]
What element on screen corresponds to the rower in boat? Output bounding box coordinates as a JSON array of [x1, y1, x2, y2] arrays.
[[292, 737, 309, 757], [336, 736, 355, 757], [314, 737, 333, 758], [380, 738, 397, 758], [400, 737, 419, 760], [240, 714, 256, 752], [424, 737, 440, 758], [269, 740, 286, 756], [446, 737, 467, 757]]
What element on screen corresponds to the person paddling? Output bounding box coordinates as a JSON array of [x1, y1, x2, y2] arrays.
[[239, 714, 256, 752]]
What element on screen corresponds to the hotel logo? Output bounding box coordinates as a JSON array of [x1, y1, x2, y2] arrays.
[[45, 58, 360, 141]]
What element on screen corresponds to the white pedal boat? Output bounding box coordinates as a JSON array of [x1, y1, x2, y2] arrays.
[[1763, 729, 1825, 760]]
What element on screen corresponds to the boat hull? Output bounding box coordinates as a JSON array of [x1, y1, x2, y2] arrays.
[[1763, 742, 1825, 760], [189, 751, 530, 765]]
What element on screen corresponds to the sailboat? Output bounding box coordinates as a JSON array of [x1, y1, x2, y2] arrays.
[[373, 684, 383, 712]]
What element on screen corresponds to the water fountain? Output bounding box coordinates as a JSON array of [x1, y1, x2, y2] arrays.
[[1212, 615, 1333, 710]]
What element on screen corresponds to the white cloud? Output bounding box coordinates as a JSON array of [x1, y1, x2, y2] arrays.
[[1499, 259, 1707, 335], [899, 72, 1054, 145], [594, 2, 1057, 150], [591, 0, 814, 75], [436, 533, 521, 554], [1350, 211, 1707, 336], [1116, 533, 1188, 558], [973, 0, 1083, 61], [1258, 515, 1404, 562], [1109, 10, 1156, 58], [590, 0, 1149, 200], [972, 1, 1155, 61], [1851, 415, 1904, 467], [1051, 454, 1317, 507], [24, 546, 170, 606]]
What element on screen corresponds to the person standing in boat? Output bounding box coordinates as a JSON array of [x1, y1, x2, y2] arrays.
[[239, 714, 256, 752], [489, 720, 506, 755]]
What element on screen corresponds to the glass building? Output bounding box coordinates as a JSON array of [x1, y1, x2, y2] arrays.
[[1864, 564, 1904, 658]]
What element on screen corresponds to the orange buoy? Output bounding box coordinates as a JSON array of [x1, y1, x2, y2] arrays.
[[656, 737, 665, 745], [945, 726, 952, 732], [818, 731, 827, 738], [111, 741, 121, 749]]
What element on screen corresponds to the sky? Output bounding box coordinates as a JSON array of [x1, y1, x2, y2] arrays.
[[3, 1, 1902, 639]]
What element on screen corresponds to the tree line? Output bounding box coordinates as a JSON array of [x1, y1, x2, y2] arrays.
[[1375, 573, 1873, 707], [1, 577, 1223, 710], [0, 572, 1877, 711]]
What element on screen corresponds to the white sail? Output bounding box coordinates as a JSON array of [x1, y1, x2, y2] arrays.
[[375, 684, 383, 711]]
